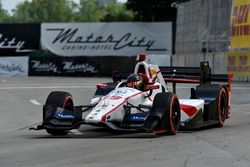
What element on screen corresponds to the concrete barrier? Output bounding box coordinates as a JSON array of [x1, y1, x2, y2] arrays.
[[172, 52, 227, 73]]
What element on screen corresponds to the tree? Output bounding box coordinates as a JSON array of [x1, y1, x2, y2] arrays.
[[3, 0, 136, 23], [12, 0, 75, 22], [0, 0, 10, 22], [126, 0, 191, 54], [11, 1, 32, 22], [101, 0, 134, 21], [74, 0, 101, 22], [126, 0, 185, 21]]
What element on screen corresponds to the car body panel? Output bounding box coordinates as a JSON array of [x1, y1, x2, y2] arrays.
[[85, 82, 163, 124], [179, 99, 205, 122]]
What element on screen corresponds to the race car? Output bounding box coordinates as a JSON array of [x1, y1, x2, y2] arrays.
[[31, 54, 233, 136]]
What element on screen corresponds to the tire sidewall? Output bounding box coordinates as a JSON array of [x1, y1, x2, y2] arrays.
[[152, 92, 180, 135], [44, 91, 74, 136], [168, 95, 180, 134], [217, 88, 227, 127], [46, 91, 74, 111]]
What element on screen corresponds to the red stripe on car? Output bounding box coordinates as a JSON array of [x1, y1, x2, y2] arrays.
[[180, 104, 197, 117]]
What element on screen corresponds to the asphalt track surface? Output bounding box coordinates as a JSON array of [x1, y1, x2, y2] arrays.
[[0, 77, 250, 167]]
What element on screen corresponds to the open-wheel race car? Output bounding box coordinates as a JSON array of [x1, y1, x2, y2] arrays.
[[31, 54, 233, 136]]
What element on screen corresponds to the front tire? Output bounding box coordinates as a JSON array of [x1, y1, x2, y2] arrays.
[[45, 91, 74, 111], [151, 92, 180, 135], [45, 91, 74, 136]]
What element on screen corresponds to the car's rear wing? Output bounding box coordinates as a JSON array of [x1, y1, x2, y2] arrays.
[[113, 61, 233, 92], [113, 61, 233, 83], [160, 61, 233, 93]]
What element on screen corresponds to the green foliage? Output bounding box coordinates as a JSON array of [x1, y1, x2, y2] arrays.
[[74, 0, 101, 22], [0, 0, 192, 23], [126, 0, 190, 21], [0, 1, 10, 22], [0, 0, 136, 23], [11, 0, 75, 22], [101, 0, 134, 21]]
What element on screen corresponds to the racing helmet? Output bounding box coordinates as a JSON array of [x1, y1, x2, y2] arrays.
[[127, 74, 144, 90]]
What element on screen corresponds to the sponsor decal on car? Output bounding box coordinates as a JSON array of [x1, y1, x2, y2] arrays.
[[109, 95, 122, 100], [117, 89, 128, 94], [54, 111, 75, 119]]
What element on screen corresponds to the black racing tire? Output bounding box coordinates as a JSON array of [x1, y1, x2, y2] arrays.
[[45, 91, 74, 136], [45, 91, 74, 111], [152, 92, 180, 135], [217, 88, 227, 127]]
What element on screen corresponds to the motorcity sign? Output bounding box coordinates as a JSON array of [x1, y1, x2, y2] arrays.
[[41, 22, 172, 56], [0, 24, 40, 56]]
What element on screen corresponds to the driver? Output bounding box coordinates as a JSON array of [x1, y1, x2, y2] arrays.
[[126, 74, 144, 91]]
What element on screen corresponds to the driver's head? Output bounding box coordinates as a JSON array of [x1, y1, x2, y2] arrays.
[[127, 74, 144, 90]]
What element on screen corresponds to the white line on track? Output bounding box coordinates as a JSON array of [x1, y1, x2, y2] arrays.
[[244, 113, 250, 115], [0, 84, 249, 90], [30, 99, 42, 106], [230, 87, 250, 90], [174, 85, 250, 90], [0, 85, 95, 90], [0, 83, 99, 86], [174, 86, 250, 90]]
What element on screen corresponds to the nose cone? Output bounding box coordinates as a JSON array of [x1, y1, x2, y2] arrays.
[[85, 96, 124, 123], [85, 87, 141, 123]]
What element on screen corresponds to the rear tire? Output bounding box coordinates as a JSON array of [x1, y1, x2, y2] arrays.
[[152, 92, 180, 135], [217, 88, 227, 127], [45, 91, 74, 136]]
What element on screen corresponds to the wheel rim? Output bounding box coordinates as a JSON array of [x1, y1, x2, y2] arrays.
[[63, 96, 74, 111]]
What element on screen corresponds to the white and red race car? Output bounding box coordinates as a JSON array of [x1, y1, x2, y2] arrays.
[[32, 54, 233, 136]]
